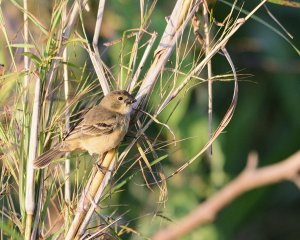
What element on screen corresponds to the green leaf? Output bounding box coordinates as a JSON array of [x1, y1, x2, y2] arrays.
[[268, 0, 300, 8], [64, 38, 89, 45], [22, 52, 42, 65]]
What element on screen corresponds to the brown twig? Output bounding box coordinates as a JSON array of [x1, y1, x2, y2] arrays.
[[152, 151, 300, 240]]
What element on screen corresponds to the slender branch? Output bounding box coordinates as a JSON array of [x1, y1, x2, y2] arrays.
[[152, 151, 300, 240]]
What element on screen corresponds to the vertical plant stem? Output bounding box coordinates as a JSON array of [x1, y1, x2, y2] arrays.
[[23, 0, 29, 101], [21, 0, 30, 227], [203, 2, 213, 159], [93, 0, 106, 48], [31, 172, 44, 240], [65, 149, 116, 240], [62, 4, 71, 231], [88, 0, 110, 95], [63, 42, 71, 228], [25, 74, 41, 240], [23, 1, 33, 238]]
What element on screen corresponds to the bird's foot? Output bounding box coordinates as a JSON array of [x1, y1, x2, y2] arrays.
[[96, 163, 110, 175]]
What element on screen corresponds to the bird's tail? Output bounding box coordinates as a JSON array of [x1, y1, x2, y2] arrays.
[[33, 145, 65, 169]]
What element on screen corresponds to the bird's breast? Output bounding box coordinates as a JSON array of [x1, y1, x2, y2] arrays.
[[80, 115, 130, 155]]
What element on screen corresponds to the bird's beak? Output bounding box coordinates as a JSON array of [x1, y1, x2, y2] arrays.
[[125, 98, 136, 105]]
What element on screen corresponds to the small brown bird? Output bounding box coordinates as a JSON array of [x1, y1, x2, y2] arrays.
[[33, 90, 136, 169]]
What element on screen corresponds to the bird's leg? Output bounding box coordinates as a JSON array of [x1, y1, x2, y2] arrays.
[[95, 163, 109, 174], [95, 152, 110, 174]]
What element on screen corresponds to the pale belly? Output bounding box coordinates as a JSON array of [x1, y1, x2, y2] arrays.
[[79, 128, 126, 155], [62, 115, 130, 155]]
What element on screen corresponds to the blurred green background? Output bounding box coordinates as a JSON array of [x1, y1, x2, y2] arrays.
[[1, 0, 300, 239]]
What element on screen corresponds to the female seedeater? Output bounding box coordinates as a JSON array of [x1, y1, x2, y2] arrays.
[[33, 90, 136, 169]]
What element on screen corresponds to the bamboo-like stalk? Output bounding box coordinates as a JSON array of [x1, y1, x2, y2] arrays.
[[21, 0, 30, 226], [203, 2, 213, 159], [135, 0, 196, 103], [88, 0, 110, 95], [25, 74, 41, 240], [62, 3, 71, 229], [63, 44, 71, 228], [77, 158, 115, 236], [65, 149, 116, 240]]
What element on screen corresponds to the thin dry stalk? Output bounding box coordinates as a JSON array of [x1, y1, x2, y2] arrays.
[[165, 46, 238, 178], [88, 0, 110, 95], [128, 32, 157, 93], [46, 0, 87, 92], [152, 151, 300, 240], [63, 44, 71, 226], [93, 0, 106, 47], [156, 0, 267, 116], [25, 74, 41, 240], [23, 0, 29, 103], [202, 2, 213, 159], [65, 149, 116, 240]]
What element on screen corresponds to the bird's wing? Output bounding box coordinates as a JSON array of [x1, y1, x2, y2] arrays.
[[66, 105, 118, 138]]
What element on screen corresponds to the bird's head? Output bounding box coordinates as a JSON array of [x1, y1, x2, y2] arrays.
[[100, 90, 136, 115]]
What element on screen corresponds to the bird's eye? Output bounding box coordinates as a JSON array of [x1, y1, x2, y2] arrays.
[[118, 96, 123, 101]]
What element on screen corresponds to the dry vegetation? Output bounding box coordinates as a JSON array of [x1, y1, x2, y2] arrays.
[[0, 0, 299, 239]]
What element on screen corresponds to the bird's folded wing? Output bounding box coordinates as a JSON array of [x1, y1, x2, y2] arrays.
[[66, 106, 118, 138], [79, 122, 115, 136]]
